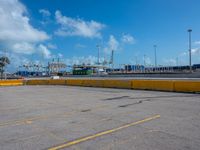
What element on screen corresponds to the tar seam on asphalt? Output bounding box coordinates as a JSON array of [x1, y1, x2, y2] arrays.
[[128, 95, 200, 100], [118, 100, 143, 108], [81, 109, 91, 112], [102, 96, 130, 101], [102, 94, 200, 102]]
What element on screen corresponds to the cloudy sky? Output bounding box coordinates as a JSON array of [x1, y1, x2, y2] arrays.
[[1, 0, 200, 71]]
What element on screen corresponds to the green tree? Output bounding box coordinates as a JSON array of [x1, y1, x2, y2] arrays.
[[0, 56, 10, 79]]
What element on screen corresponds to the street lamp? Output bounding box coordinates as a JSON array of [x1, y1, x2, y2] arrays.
[[143, 54, 146, 73], [154, 45, 157, 68], [188, 29, 192, 72], [96, 44, 100, 65]]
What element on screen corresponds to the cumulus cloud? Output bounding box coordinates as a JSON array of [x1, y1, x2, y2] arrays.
[[181, 48, 200, 56], [65, 55, 104, 65], [39, 9, 51, 17], [104, 35, 119, 54], [11, 42, 51, 59], [75, 43, 86, 49], [0, 0, 49, 42], [108, 35, 119, 50], [194, 41, 200, 45], [55, 10, 105, 38], [12, 42, 35, 54], [191, 48, 200, 55], [163, 58, 176, 66], [0, 0, 50, 57], [38, 44, 51, 59], [58, 53, 63, 58], [39, 9, 52, 25], [47, 43, 57, 49], [121, 34, 135, 44]]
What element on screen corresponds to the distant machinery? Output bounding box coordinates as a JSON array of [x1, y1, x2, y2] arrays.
[[48, 58, 66, 74], [72, 64, 107, 75]]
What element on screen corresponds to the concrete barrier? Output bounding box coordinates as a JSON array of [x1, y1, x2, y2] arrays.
[[3, 78, 200, 93], [132, 80, 174, 92], [26, 79, 49, 85], [65, 79, 132, 89], [66, 79, 83, 86], [103, 80, 132, 89], [48, 79, 66, 85], [0, 80, 23, 86], [174, 81, 200, 93], [82, 79, 104, 87]]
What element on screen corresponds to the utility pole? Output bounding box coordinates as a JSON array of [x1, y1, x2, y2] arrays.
[[154, 45, 157, 67], [143, 54, 146, 73], [176, 57, 178, 66], [111, 50, 114, 70], [143, 54, 146, 66], [96, 44, 100, 65], [188, 29, 192, 72]]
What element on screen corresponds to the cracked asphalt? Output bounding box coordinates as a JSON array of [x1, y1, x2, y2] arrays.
[[0, 86, 200, 150]]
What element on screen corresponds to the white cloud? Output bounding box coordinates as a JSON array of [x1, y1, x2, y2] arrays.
[[55, 10, 105, 38], [47, 43, 57, 49], [181, 48, 200, 56], [12, 42, 35, 54], [163, 58, 176, 66], [144, 57, 152, 65], [194, 41, 200, 45], [121, 34, 135, 44], [39, 9, 51, 17], [0, 0, 52, 61], [39, 9, 52, 25], [11, 42, 51, 59], [38, 44, 51, 59], [191, 48, 200, 55], [65, 55, 104, 65], [108, 35, 119, 50], [104, 35, 119, 54], [0, 0, 49, 43], [75, 43, 86, 49], [58, 53, 63, 58]]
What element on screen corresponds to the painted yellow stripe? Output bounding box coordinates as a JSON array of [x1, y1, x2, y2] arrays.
[[48, 114, 160, 150], [0, 104, 109, 127], [0, 113, 69, 127]]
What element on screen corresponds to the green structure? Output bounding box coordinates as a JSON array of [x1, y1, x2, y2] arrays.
[[73, 69, 93, 75]]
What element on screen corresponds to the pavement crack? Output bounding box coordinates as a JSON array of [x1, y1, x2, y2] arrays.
[[119, 100, 143, 107], [81, 109, 91, 112], [102, 96, 130, 101]]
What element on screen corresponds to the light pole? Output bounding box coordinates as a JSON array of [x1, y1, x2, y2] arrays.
[[96, 44, 100, 65], [143, 54, 146, 66], [154, 45, 157, 70], [188, 29, 192, 72]]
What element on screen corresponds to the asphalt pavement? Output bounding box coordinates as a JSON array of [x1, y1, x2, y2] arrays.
[[0, 86, 200, 150]]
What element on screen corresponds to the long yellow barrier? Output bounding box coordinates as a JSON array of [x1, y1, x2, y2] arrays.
[[26, 79, 49, 85], [103, 80, 132, 89], [48, 79, 66, 85], [174, 81, 200, 92], [0, 80, 23, 86], [5, 78, 200, 93], [132, 80, 174, 92], [66, 79, 83, 86], [82, 79, 104, 87]]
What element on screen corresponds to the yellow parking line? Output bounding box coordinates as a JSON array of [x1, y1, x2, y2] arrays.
[[0, 104, 109, 127], [0, 113, 70, 127], [48, 114, 160, 150]]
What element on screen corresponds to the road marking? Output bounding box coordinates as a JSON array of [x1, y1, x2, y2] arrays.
[[0, 104, 109, 127], [0, 113, 69, 127], [48, 114, 160, 150]]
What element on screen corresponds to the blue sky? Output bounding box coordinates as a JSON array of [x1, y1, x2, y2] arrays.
[[1, 0, 200, 71]]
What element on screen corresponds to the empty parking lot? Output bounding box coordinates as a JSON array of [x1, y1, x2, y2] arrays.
[[0, 86, 200, 150]]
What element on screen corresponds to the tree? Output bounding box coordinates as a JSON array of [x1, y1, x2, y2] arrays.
[[0, 56, 10, 79]]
